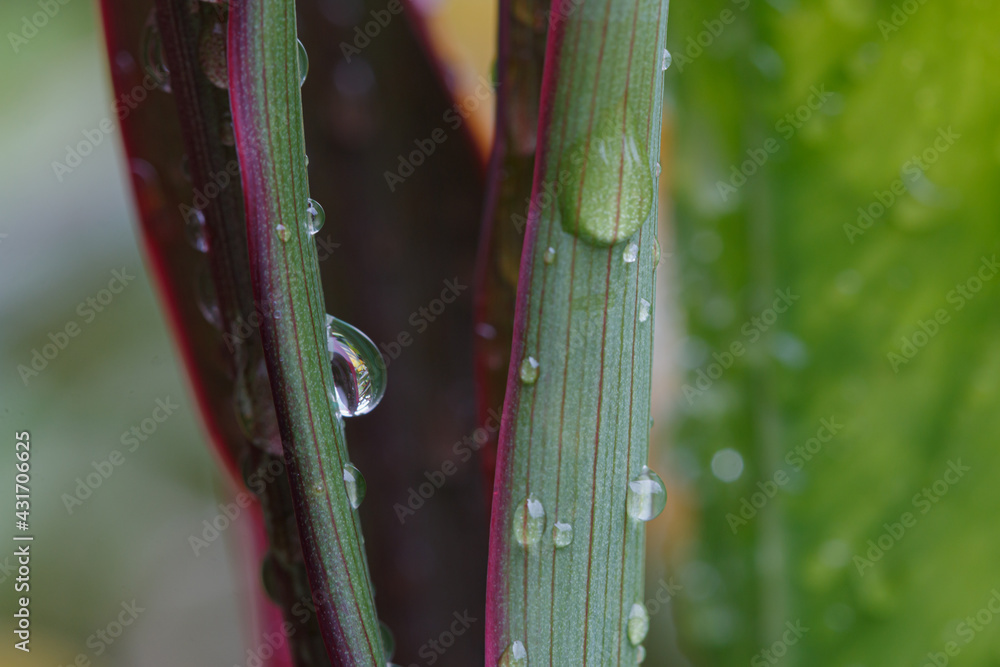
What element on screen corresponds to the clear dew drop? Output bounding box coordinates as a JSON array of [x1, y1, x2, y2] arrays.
[[518, 356, 540, 384], [306, 198, 325, 235], [512, 497, 545, 547], [654, 162, 662, 177], [559, 100, 652, 246], [199, 19, 228, 89], [195, 266, 222, 329], [543, 246, 557, 264], [140, 12, 171, 92], [296, 39, 309, 86], [627, 603, 650, 645], [342, 463, 366, 509], [638, 298, 651, 323], [661, 48, 672, 71], [552, 521, 573, 548], [626, 466, 667, 522], [276, 223, 292, 242], [636, 645, 647, 663], [652, 239, 661, 268], [623, 242, 639, 264], [498, 640, 527, 667], [325, 314, 388, 417], [184, 206, 209, 252]]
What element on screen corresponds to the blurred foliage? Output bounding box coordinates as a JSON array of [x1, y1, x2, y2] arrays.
[[660, 0, 1000, 664]]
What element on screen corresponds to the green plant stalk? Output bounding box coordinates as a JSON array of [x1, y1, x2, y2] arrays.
[[227, 0, 384, 663], [486, 0, 669, 662]]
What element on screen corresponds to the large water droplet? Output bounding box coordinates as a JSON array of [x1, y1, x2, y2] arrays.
[[638, 298, 651, 323], [499, 640, 527, 666], [276, 224, 291, 242], [627, 603, 650, 645], [623, 242, 639, 264], [184, 206, 209, 252], [343, 463, 366, 509], [552, 521, 573, 548], [325, 314, 388, 417], [559, 101, 652, 246], [513, 497, 545, 547], [518, 356, 540, 384], [140, 12, 171, 92], [626, 466, 667, 522], [306, 198, 325, 235], [296, 39, 309, 86], [199, 19, 228, 89], [196, 266, 222, 329], [543, 246, 557, 264], [661, 48, 672, 71]]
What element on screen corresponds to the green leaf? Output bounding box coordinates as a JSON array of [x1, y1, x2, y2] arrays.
[[486, 0, 670, 663], [227, 1, 384, 663]]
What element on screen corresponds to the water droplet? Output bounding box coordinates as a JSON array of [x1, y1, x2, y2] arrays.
[[343, 463, 366, 509], [626, 466, 667, 522], [325, 314, 388, 417], [296, 39, 309, 86], [654, 162, 662, 177], [636, 645, 647, 663], [559, 101, 652, 246], [627, 603, 650, 645], [276, 224, 291, 242], [379, 620, 395, 661], [184, 206, 209, 252], [518, 356, 540, 384], [140, 12, 171, 92], [499, 640, 527, 666], [552, 521, 573, 548], [512, 497, 545, 547], [199, 19, 228, 89], [196, 266, 222, 328], [306, 198, 325, 234], [638, 298, 651, 323], [661, 48, 672, 71], [623, 242, 639, 263], [543, 246, 557, 264], [652, 239, 661, 267], [220, 112, 235, 146]]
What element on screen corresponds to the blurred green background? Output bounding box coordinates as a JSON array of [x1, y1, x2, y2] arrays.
[[2, 0, 1000, 665]]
